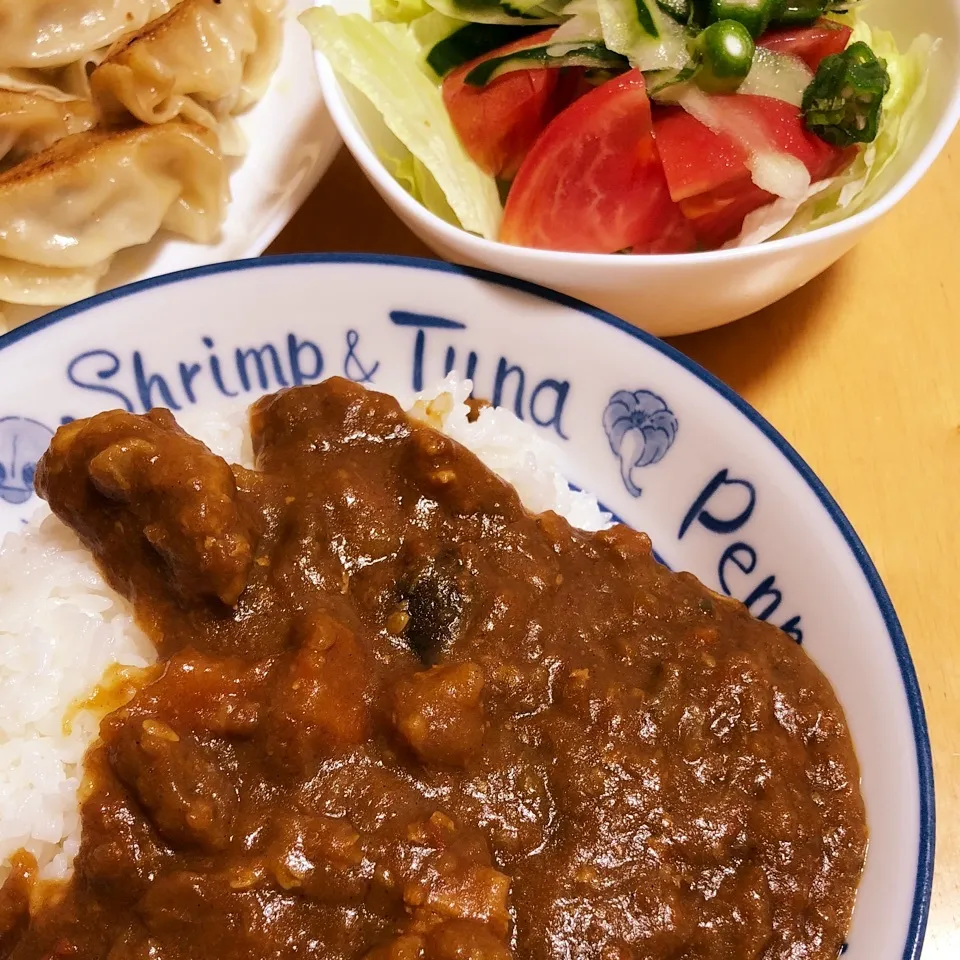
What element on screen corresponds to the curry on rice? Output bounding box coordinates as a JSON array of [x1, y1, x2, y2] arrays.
[[0, 378, 867, 960]]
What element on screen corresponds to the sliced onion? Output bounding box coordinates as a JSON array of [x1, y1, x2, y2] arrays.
[[724, 177, 838, 249], [673, 85, 812, 200], [738, 47, 813, 108], [551, 6, 604, 42], [748, 151, 811, 200]]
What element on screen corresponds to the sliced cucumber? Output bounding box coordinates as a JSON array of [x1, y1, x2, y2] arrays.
[[464, 38, 628, 84], [646, 61, 697, 97], [632, 0, 660, 36], [503, 0, 556, 13], [425, 0, 561, 24], [426, 22, 541, 75], [656, 0, 713, 26], [536, 0, 580, 12], [656, 0, 689, 24], [597, 0, 690, 70], [414, 10, 467, 73]]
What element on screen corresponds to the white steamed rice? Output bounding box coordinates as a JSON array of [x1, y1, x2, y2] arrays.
[[0, 376, 608, 884]]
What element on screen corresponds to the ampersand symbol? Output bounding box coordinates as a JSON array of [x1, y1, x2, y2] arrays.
[[343, 329, 380, 384]]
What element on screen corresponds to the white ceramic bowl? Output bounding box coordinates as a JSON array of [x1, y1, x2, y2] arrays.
[[0, 255, 932, 960], [313, 0, 960, 336]]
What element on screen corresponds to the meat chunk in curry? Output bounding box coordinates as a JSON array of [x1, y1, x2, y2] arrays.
[[3, 377, 867, 960]]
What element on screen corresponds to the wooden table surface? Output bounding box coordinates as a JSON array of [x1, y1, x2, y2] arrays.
[[267, 134, 960, 957]]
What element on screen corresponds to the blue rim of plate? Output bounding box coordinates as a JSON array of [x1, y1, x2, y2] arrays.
[[0, 253, 934, 960]]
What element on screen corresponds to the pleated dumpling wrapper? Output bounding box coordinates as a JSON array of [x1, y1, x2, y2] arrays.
[[0, 89, 97, 169], [0, 123, 229, 276], [90, 0, 284, 155], [0, 259, 109, 308], [0, 0, 182, 71]]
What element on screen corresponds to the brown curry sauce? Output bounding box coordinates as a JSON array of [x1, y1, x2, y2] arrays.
[[1, 378, 867, 960]]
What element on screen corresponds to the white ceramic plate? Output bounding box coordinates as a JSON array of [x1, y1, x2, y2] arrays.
[[1, 1, 341, 330], [0, 256, 933, 960]]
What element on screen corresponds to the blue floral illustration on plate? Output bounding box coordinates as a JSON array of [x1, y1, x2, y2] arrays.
[[603, 390, 678, 497], [0, 417, 54, 506]]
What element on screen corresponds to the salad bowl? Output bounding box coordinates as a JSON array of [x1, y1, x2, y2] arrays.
[[309, 0, 960, 336], [0, 254, 932, 958]]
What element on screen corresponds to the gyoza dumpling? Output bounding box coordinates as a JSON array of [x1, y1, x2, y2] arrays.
[[0, 46, 110, 103], [0, 0, 182, 70], [0, 89, 97, 169], [0, 122, 228, 270], [0, 258, 109, 306], [90, 0, 283, 153]]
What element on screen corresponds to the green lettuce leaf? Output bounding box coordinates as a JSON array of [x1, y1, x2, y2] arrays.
[[371, 0, 431, 23], [382, 151, 462, 227], [301, 7, 503, 239]]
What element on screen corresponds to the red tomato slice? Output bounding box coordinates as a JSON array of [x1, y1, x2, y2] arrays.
[[678, 179, 775, 250], [501, 70, 696, 255], [655, 95, 842, 199], [652, 95, 847, 247], [651, 106, 747, 204], [758, 19, 852, 72], [443, 30, 572, 180]]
